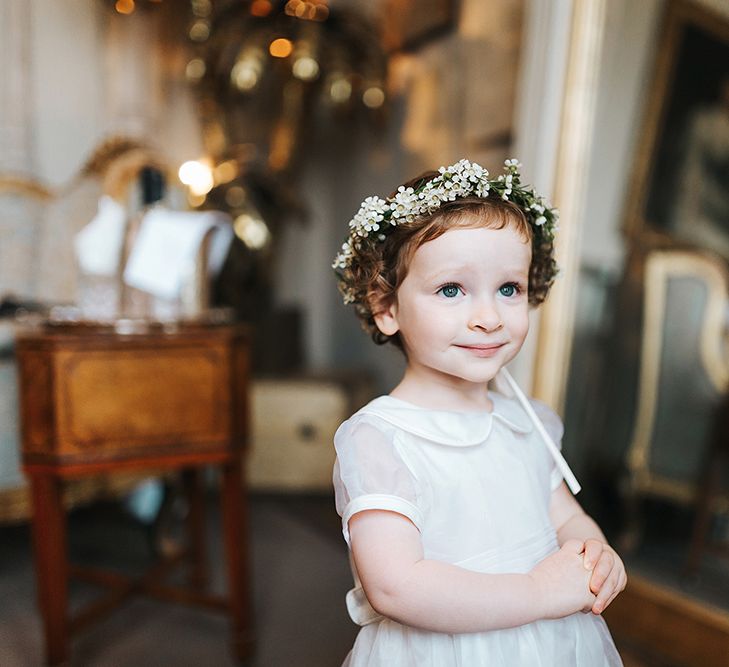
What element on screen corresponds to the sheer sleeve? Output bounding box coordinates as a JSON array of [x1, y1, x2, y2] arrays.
[[333, 415, 422, 547], [530, 399, 566, 492]]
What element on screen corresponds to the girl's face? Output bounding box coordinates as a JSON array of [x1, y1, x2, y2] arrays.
[[375, 224, 531, 390]]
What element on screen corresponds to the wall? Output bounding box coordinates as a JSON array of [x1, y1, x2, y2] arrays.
[[275, 0, 526, 392]]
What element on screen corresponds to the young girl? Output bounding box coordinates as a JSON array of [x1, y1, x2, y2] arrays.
[[331, 159, 625, 666]]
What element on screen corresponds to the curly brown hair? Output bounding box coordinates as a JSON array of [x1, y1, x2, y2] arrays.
[[341, 171, 558, 348]]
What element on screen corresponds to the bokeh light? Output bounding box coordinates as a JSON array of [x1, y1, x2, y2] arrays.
[[292, 56, 320, 81], [269, 38, 294, 58], [185, 58, 206, 82], [115, 0, 135, 14], [362, 86, 385, 109], [234, 213, 271, 250], [178, 160, 214, 196]]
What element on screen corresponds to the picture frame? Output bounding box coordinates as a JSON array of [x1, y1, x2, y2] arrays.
[[624, 0, 729, 256]]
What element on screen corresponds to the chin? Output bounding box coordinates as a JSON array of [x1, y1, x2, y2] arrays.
[[447, 362, 505, 385]]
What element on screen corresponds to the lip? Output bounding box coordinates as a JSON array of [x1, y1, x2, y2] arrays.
[[454, 343, 507, 358]]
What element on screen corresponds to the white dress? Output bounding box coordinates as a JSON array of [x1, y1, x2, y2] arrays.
[[332, 392, 623, 667]]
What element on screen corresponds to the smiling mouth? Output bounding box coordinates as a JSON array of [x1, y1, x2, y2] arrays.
[[455, 343, 506, 357]]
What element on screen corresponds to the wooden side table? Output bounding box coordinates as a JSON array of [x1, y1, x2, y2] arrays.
[[16, 322, 252, 666]]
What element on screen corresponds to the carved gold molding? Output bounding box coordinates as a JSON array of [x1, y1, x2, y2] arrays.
[[627, 250, 729, 501], [0, 175, 52, 200]]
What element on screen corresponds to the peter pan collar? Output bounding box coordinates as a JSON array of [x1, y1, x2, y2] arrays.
[[356, 392, 532, 447]]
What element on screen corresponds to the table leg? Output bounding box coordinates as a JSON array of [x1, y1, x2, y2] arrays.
[[220, 457, 254, 662], [182, 468, 208, 590], [29, 473, 69, 666]]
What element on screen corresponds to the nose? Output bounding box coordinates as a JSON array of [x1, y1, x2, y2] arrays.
[[468, 297, 503, 333]]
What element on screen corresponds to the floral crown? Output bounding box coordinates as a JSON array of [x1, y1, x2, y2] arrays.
[[332, 158, 559, 305]]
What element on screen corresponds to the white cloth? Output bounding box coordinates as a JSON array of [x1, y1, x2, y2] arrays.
[[123, 208, 233, 300], [333, 392, 623, 666], [74, 195, 126, 276]]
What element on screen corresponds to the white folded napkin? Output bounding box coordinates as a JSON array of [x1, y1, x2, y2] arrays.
[[123, 208, 233, 300]]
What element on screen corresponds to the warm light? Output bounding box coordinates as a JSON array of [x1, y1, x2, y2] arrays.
[[214, 160, 238, 184], [234, 213, 271, 250], [231, 53, 262, 91], [285, 0, 329, 21], [362, 86, 385, 109], [178, 160, 214, 196], [225, 186, 247, 208], [115, 0, 135, 14], [188, 192, 206, 208], [330, 76, 352, 103], [269, 38, 293, 58], [191, 0, 212, 17], [185, 58, 206, 81], [292, 56, 319, 81], [189, 20, 210, 42], [250, 0, 273, 16]]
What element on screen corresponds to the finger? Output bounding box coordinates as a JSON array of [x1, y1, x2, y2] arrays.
[[588, 553, 615, 592], [592, 570, 620, 613], [583, 540, 604, 570]]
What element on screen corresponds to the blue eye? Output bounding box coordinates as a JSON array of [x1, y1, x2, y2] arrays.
[[438, 284, 462, 298], [499, 283, 519, 297]]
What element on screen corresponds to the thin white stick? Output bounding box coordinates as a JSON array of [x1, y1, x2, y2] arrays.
[[499, 368, 581, 495]]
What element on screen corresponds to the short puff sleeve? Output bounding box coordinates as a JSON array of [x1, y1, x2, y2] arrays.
[[530, 399, 566, 492], [333, 415, 422, 547]]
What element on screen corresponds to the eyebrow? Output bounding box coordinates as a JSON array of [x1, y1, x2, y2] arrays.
[[423, 265, 529, 283]]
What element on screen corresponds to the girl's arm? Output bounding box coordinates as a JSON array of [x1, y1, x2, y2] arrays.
[[549, 482, 607, 545], [549, 482, 627, 614], [349, 509, 595, 634]]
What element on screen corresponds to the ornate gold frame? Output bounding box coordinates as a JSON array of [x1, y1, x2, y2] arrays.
[[0, 175, 52, 200], [623, 0, 729, 244], [626, 250, 729, 510]]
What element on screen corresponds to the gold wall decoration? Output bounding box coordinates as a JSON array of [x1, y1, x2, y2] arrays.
[[625, 249, 729, 512], [624, 0, 729, 256]]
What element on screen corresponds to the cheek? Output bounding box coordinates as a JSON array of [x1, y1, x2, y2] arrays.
[[508, 307, 530, 340]]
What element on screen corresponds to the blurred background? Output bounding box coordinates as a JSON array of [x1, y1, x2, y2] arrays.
[[1, 0, 729, 665]]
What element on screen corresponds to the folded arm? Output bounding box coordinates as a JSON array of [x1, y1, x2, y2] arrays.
[[549, 481, 627, 614], [350, 509, 550, 634]]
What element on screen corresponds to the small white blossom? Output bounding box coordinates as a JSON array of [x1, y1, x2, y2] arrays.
[[332, 157, 558, 303], [390, 186, 418, 219]]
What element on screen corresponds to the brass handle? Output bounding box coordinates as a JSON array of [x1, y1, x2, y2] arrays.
[[297, 422, 318, 442]]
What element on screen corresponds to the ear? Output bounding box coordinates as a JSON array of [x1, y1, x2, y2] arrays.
[[371, 296, 400, 337]]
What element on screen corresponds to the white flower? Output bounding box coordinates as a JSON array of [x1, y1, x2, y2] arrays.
[[475, 182, 490, 197], [332, 157, 559, 296], [390, 186, 418, 219]]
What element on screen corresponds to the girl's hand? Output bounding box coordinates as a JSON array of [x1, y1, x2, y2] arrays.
[[528, 539, 597, 619], [582, 539, 627, 615]]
